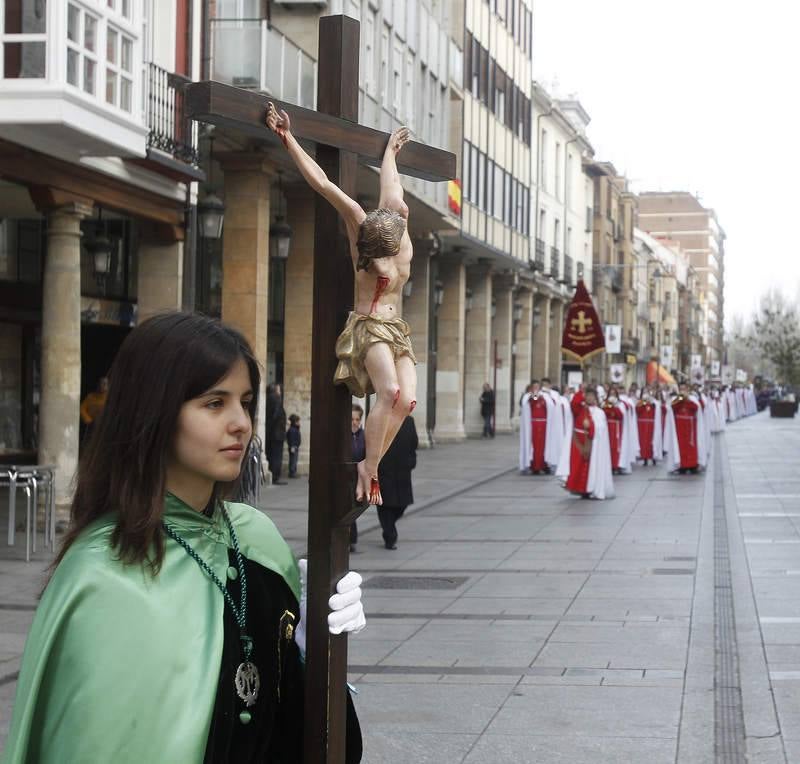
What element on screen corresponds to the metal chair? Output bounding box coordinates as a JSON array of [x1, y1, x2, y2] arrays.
[[3, 465, 57, 562]]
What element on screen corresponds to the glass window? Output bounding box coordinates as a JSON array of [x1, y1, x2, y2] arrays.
[[66, 4, 100, 96], [68, 5, 80, 42], [105, 25, 134, 111], [3, 41, 46, 78], [84, 14, 97, 52], [4, 0, 47, 33]]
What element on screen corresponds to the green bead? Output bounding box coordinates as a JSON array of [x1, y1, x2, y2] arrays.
[[227, 566, 238, 581], [239, 710, 252, 725]]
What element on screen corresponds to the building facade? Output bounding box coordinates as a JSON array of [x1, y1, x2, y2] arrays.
[[637, 191, 725, 369], [530, 84, 594, 390], [0, 0, 202, 504]]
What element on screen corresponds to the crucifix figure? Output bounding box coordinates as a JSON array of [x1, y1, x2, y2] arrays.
[[266, 103, 416, 507], [186, 15, 454, 762]]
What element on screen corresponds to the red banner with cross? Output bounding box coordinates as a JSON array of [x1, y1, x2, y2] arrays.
[[560, 279, 605, 363]]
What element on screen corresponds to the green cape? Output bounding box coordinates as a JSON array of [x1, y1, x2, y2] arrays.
[[2, 496, 300, 764]]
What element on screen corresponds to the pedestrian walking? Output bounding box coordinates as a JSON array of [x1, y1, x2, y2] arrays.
[[350, 404, 366, 552], [287, 414, 301, 478], [480, 383, 495, 438], [376, 415, 418, 550], [2, 312, 365, 763], [265, 383, 287, 485]]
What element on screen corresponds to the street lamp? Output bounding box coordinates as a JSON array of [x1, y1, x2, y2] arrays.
[[533, 305, 541, 328], [513, 301, 524, 322], [434, 280, 445, 307], [199, 134, 225, 240], [491, 297, 497, 319], [84, 208, 114, 286], [465, 288, 473, 311], [269, 171, 293, 260]]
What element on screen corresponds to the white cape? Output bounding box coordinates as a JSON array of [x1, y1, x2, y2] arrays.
[[519, 392, 532, 471]]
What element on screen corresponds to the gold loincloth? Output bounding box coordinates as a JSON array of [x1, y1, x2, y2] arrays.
[[333, 311, 417, 397]]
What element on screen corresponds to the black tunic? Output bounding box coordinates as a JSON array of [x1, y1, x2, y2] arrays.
[[204, 550, 362, 762]]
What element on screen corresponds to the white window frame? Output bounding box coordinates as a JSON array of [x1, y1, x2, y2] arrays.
[[362, 8, 376, 97], [404, 50, 415, 129], [380, 23, 390, 108], [67, 3, 101, 96], [105, 23, 134, 112], [392, 37, 403, 117]]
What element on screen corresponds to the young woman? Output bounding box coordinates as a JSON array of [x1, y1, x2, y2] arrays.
[[3, 312, 364, 763]]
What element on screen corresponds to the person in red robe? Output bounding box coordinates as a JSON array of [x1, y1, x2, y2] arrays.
[[529, 383, 550, 474], [671, 386, 700, 473], [602, 389, 624, 475], [637, 395, 657, 465], [565, 388, 596, 497]]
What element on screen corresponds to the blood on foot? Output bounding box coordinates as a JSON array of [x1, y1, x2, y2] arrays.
[[409, 400, 417, 413], [368, 476, 383, 506], [391, 389, 401, 408]]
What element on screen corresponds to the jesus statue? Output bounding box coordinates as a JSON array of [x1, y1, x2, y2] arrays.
[[266, 102, 417, 506]]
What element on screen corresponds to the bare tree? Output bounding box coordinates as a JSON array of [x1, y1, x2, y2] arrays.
[[740, 290, 800, 386]]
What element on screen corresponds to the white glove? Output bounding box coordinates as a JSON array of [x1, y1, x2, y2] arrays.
[[328, 571, 366, 635], [295, 560, 366, 657]]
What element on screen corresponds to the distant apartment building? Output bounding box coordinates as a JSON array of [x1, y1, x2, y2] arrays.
[[530, 84, 594, 386], [638, 192, 725, 367]]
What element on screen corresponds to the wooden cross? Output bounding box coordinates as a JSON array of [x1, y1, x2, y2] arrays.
[[186, 15, 455, 763], [571, 310, 593, 333]]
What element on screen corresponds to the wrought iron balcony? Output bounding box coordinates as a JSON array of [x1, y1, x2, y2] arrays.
[[210, 19, 316, 110], [144, 64, 200, 171], [550, 247, 560, 279], [534, 238, 546, 271]]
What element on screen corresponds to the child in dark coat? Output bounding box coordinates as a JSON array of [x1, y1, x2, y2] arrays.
[[287, 414, 301, 478]]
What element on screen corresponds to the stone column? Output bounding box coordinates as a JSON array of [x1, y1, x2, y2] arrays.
[[402, 245, 431, 445], [218, 154, 272, 442], [282, 187, 314, 474], [532, 295, 551, 379], [463, 265, 492, 437], [40, 201, 93, 506], [492, 280, 514, 433], [549, 299, 565, 385], [137, 228, 184, 321], [434, 257, 466, 442], [513, 287, 534, 413]]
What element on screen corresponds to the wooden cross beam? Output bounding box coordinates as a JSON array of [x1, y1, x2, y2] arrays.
[[188, 15, 455, 763], [185, 83, 455, 182]]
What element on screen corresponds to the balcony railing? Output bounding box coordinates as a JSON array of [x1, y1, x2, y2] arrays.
[[550, 247, 560, 279], [534, 238, 545, 271], [210, 19, 316, 110], [144, 64, 199, 167], [562, 254, 573, 287]]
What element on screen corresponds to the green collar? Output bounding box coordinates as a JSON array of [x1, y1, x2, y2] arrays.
[[164, 491, 224, 535]]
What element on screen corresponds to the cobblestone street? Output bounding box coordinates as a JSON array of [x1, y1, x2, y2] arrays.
[[3, 412, 800, 761]]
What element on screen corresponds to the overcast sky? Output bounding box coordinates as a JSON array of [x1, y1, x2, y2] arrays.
[[531, 0, 800, 327]]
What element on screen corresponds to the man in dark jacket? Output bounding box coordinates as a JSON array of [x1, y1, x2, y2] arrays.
[[265, 383, 287, 485], [376, 415, 418, 549], [480, 383, 495, 438], [350, 404, 367, 552]]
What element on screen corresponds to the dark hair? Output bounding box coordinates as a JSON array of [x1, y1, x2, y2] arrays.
[[352, 404, 364, 417], [289, 414, 300, 425], [53, 312, 260, 576]]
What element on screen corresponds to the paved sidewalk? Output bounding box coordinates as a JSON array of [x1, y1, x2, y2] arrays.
[[3, 414, 799, 761], [0, 434, 517, 750]]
